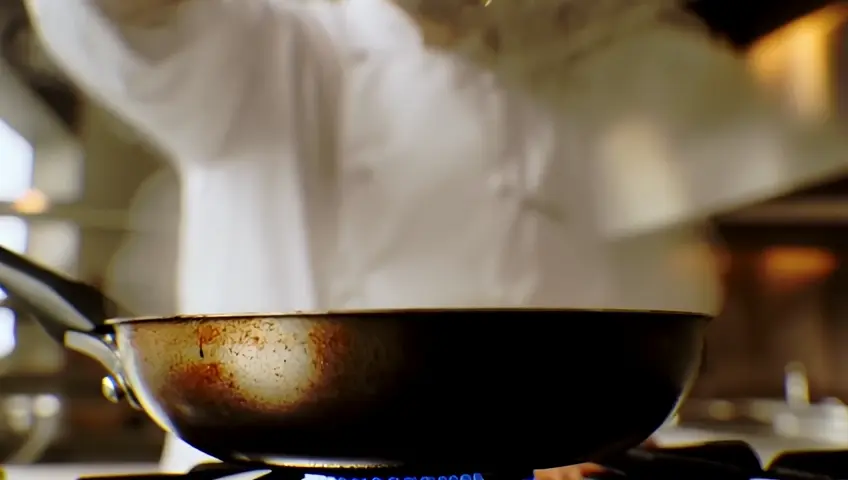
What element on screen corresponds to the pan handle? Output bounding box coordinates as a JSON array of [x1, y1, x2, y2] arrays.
[[64, 331, 140, 408], [0, 245, 140, 408], [0, 245, 126, 336]]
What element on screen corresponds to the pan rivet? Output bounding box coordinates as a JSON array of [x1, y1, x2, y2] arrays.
[[101, 376, 125, 404]]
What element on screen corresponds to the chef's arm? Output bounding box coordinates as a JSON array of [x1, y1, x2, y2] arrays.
[[24, 0, 340, 167], [588, 22, 848, 238]]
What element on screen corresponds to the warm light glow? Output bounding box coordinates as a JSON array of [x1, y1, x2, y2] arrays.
[[12, 188, 50, 214], [760, 246, 836, 283], [747, 4, 848, 119], [748, 5, 848, 118]]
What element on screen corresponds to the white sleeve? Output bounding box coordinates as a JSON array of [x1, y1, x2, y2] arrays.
[[25, 0, 342, 168], [582, 24, 848, 238]]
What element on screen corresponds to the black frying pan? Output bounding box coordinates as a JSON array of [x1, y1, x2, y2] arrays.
[[0, 245, 707, 471]]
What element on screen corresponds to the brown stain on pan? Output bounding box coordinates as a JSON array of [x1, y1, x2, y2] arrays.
[[131, 317, 405, 423], [196, 324, 221, 358], [163, 361, 262, 420], [158, 320, 278, 419], [174, 363, 229, 397], [196, 324, 222, 344], [235, 327, 265, 348], [307, 321, 352, 386], [194, 320, 266, 360], [305, 320, 405, 402], [163, 320, 354, 419]]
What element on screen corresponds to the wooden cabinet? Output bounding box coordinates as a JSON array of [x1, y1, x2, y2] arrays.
[[691, 223, 848, 402]]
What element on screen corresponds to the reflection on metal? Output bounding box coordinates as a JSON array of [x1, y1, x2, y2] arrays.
[[759, 247, 835, 284], [665, 413, 680, 426]]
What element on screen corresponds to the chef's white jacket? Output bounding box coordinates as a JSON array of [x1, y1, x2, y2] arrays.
[[25, 0, 848, 472]]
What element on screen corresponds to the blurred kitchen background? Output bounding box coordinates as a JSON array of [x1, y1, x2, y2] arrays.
[[4, 0, 848, 469]]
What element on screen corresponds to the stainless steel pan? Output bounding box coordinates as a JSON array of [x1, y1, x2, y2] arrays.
[[0, 245, 707, 471]]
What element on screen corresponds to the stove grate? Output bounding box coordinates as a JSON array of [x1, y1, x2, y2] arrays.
[[78, 441, 848, 480]]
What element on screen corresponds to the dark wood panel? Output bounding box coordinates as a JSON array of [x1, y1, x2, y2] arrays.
[[692, 223, 848, 401]]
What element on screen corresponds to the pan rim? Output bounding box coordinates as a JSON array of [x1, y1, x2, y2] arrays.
[[104, 307, 712, 325]]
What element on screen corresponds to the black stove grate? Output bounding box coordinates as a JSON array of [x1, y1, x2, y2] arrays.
[[77, 441, 848, 480]]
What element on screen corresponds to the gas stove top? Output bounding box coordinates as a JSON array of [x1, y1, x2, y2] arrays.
[[73, 441, 848, 480]]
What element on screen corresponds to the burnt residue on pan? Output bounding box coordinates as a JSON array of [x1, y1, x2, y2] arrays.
[[306, 321, 350, 388], [193, 323, 266, 359], [167, 362, 255, 414], [122, 316, 407, 426], [196, 324, 222, 358]]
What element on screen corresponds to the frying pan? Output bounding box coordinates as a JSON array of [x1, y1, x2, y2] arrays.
[[0, 245, 707, 471]]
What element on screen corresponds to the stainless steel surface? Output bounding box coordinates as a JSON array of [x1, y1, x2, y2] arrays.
[[64, 331, 139, 409], [100, 376, 123, 404]]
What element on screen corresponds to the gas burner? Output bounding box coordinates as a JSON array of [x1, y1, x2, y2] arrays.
[[77, 442, 848, 480], [78, 464, 530, 480]]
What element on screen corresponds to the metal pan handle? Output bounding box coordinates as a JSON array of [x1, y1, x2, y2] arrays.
[[0, 245, 140, 408], [0, 245, 125, 337]]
